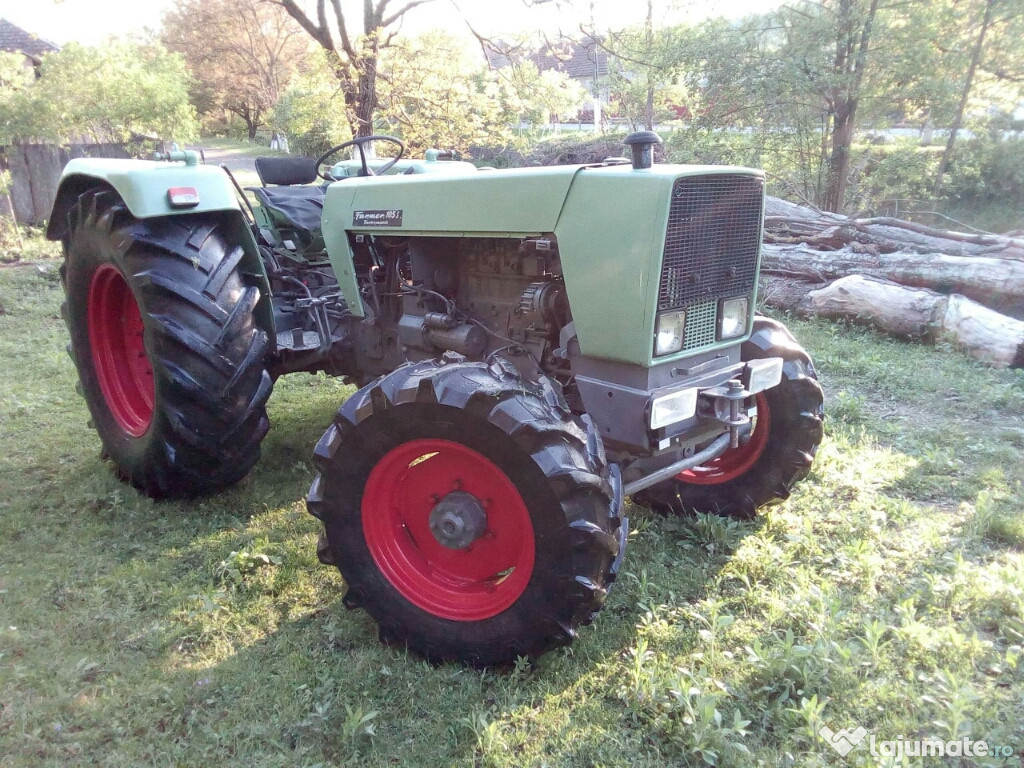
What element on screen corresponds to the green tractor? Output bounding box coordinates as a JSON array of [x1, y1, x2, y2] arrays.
[[47, 132, 824, 666]]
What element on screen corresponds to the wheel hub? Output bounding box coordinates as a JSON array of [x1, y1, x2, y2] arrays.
[[361, 438, 535, 621], [429, 490, 488, 550]]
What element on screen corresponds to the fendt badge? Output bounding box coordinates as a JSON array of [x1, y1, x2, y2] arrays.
[[353, 209, 403, 227]]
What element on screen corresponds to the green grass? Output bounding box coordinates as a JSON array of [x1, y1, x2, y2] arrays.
[[0, 225, 61, 265], [1, 259, 1022, 767]]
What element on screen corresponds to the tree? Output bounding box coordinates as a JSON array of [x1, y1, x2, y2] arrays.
[[271, 49, 352, 156], [376, 32, 504, 152], [933, 0, 1024, 191], [374, 31, 583, 154], [163, 0, 308, 141], [0, 42, 197, 145], [272, 0, 437, 138], [598, 1, 687, 130], [0, 52, 32, 92], [674, 2, 927, 212], [776, 0, 881, 212], [499, 60, 586, 126]]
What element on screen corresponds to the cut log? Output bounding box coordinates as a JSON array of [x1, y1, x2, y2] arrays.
[[796, 274, 946, 339], [761, 243, 1024, 319], [764, 196, 1024, 261], [760, 196, 1024, 319], [766, 274, 1024, 369], [941, 294, 1024, 369]]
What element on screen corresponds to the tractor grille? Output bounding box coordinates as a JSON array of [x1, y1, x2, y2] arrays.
[[658, 174, 764, 314], [683, 300, 718, 350]]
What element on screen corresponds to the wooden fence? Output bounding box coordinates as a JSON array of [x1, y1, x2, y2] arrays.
[[0, 143, 132, 226]]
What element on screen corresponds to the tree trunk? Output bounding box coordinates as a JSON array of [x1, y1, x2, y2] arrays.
[[644, 0, 655, 131], [354, 54, 379, 138], [934, 0, 995, 193], [824, 107, 855, 212], [821, 0, 879, 213], [761, 242, 1024, 319]]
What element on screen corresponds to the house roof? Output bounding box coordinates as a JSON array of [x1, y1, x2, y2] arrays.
[[486, 35, 608, 81], [534, 36, 608, 80], [0, 19, 61, 63]]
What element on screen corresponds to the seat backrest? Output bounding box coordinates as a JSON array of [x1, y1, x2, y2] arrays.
[[255, 155, 318, 186]]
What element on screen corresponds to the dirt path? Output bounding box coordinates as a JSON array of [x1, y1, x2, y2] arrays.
[[186, 145, 258, 174]]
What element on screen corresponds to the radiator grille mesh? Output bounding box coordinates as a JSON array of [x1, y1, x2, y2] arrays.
[[659, 174, 764, 313], [683, 300, 718, 350]]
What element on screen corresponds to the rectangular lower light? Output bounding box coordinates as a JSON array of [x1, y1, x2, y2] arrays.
[[746, 357, 783, 394], [650, 387, 698, 430], [167, 186, 200, 208]]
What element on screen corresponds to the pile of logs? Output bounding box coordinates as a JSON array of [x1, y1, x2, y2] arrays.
[[759, 197, 1024, 369]]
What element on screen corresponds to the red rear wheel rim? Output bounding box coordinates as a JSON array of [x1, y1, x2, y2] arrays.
[[88, 264, 154, 437], [362, 438, 535, 621], [678, 392, 770, 485]]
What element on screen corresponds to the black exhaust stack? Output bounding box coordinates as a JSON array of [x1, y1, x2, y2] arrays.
[[623, 131, 663, 170]]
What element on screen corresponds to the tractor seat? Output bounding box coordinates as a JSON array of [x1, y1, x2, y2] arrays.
[[255, 155, 318, 186], [247, 156, 327, 233], [250, 185, 326, 233]]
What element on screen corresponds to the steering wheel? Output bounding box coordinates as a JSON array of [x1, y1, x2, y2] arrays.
[[315, 135, 405, 181]]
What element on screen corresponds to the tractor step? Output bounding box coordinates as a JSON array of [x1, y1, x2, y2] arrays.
[[277, 329, 322, 352]]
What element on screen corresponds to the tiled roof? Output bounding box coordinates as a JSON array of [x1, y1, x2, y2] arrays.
[[486, 35, 608, 80], [0, 19, 60, 62], [533, 36, 607, 79]]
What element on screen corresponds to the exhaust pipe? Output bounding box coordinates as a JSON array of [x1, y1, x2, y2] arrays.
[[623, 131, 663, 170]]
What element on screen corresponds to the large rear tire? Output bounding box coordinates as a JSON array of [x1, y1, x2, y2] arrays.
[[307, 358, 625, 666], [634, 317, 824, 518], [61, 188, 273, 498]]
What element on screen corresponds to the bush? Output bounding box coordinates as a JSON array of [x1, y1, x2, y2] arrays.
[[845, 136, 1024, 229], [944, 136, 1024, 205], [288, 118, 343, 160]]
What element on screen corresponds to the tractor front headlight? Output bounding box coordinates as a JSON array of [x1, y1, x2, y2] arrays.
[[655, 310, 686, 356], [718, 297, 749, 340]]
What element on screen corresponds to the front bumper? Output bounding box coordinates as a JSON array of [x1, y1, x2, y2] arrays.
[[576, 353, 781, 456]]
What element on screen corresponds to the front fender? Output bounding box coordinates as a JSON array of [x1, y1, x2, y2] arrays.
[[46, 158, 244, 240]]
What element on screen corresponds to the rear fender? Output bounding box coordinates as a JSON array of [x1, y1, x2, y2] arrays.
[[46, 158, 275, 337]]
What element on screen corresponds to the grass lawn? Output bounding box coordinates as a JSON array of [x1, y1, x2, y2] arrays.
[[0, 251, 1022, 767]]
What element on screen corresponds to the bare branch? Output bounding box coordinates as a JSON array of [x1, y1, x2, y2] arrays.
[[380, 0, 434, 29], [329, 0, 356, 58], [277, 0, 333, 50]]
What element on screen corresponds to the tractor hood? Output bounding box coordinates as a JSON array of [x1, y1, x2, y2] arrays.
[[323, 161, 765, 367], [322, 165, 582, 236]]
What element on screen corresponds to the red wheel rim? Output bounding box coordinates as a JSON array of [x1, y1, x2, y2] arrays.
[[88, 264, 154, 437], [678, 392, 770, 485], [362, 438, 535, 621]]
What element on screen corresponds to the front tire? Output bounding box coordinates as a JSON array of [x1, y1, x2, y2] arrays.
[[307, 358, 624, 666], [634, 317, 824, 518], [61, 189, 273, 498]]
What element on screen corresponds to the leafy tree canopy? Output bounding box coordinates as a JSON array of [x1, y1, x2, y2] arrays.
[[163, 0, 309, 141], [271, 49, 353, 157], [0, 42, 198, 145]]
